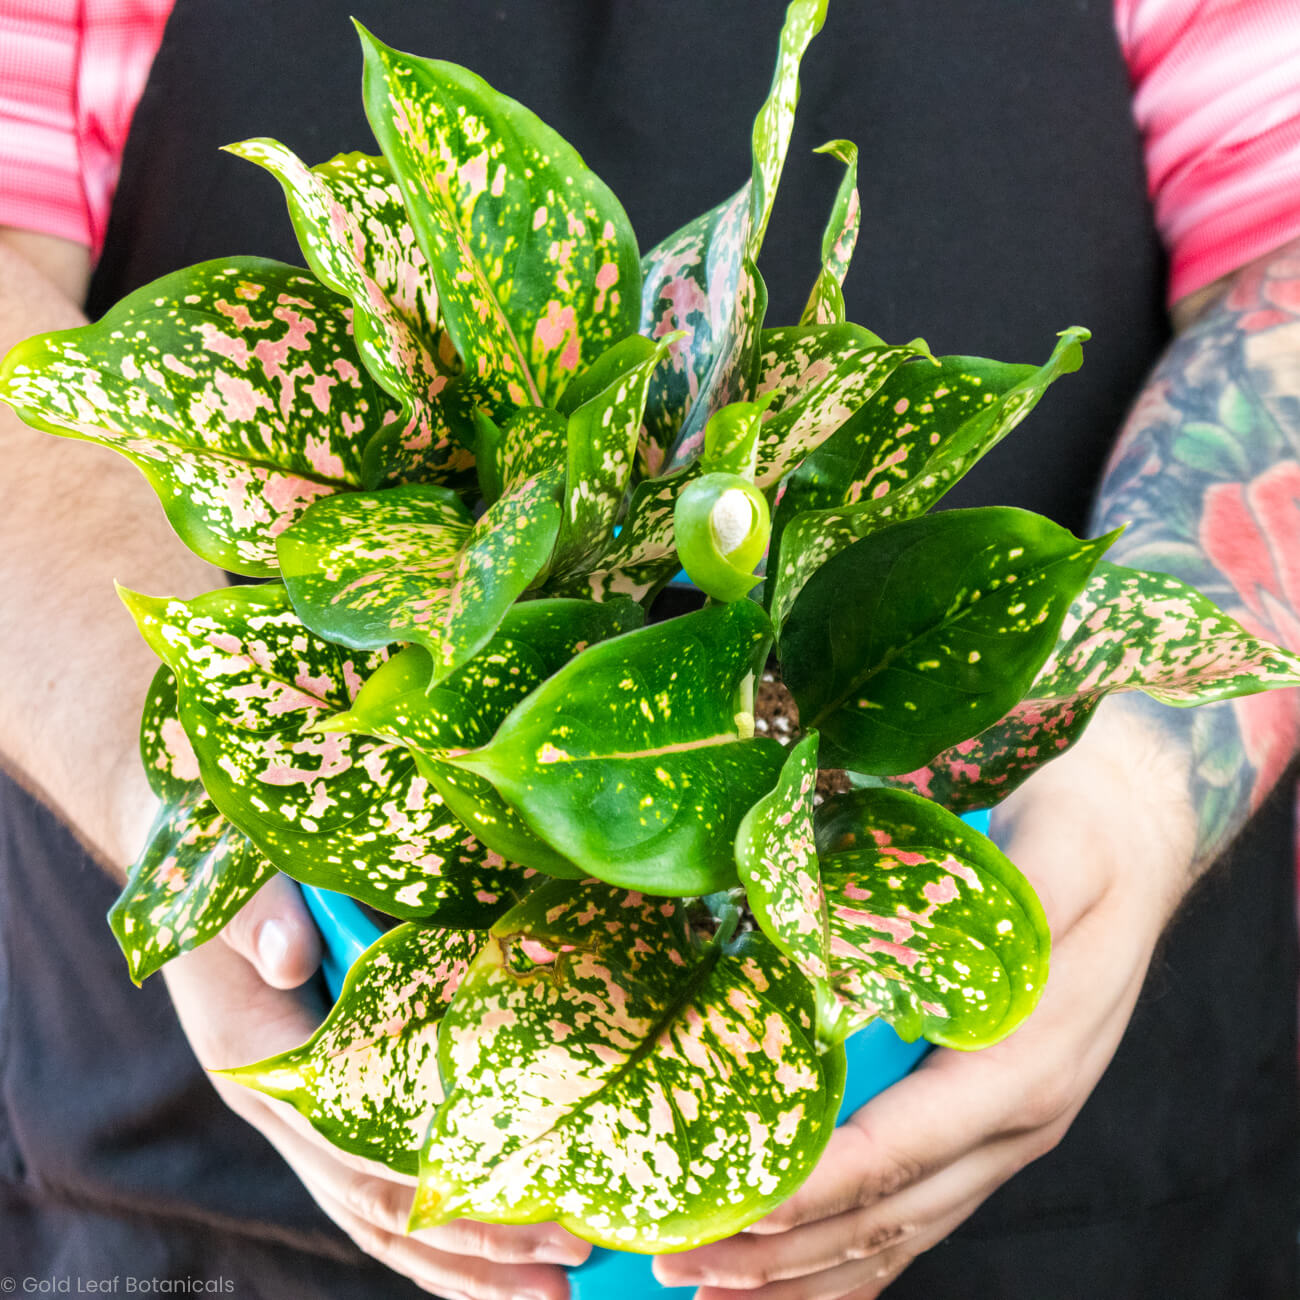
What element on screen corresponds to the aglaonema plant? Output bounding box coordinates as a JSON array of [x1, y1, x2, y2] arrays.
[[4, 0, 1299, 1254]]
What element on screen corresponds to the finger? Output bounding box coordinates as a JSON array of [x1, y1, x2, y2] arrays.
[[309, 1180, 574, 1300], [219, 869, 322, 988], [659, 1124, 1031, 1292], [415, 1218, 592, 1267]]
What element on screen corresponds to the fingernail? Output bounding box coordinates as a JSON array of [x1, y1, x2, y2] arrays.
[[257, 918, 289, 972]]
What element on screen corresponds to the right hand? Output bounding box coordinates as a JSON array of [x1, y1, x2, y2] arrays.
[[167, 873, 591, 1300]]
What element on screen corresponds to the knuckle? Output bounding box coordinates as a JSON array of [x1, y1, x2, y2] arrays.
[[846, 1217, 912, 1260], [345, 1214, 392, 1259], [1021, 1077, 1074, 1131]]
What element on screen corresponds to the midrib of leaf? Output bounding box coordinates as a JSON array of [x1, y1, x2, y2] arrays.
[[458, 927, 728, 1173]]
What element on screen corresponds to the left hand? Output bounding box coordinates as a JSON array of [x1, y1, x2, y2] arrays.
[[653, 704, 1196, 1299]]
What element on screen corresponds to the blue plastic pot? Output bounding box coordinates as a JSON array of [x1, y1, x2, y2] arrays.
[[301, 808, 989, 1298]]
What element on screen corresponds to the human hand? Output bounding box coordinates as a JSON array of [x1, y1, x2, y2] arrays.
[[167, 873, 591, 1299], [653, 704, 1197, 1299]]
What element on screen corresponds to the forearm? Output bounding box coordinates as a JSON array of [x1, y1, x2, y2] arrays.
[[0, 231, 221, 876], [1081, 236, 1300, 876]]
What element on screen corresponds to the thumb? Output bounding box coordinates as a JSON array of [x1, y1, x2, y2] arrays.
[[220, 871, 322, 989]]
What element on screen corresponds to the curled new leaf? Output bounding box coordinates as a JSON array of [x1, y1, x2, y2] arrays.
[[674, 471, 771, 602]]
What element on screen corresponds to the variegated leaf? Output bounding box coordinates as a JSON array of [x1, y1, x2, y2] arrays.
[[883, 561, 1300, 810], [816, 788, 1049, 1049], [490, 407, 567, 496], [121, 583, 525, 921], [753, 324, 932, 489], [450, 601, 784, 894], [638, 188, 753, 475], [110, 666, 275, 984], [225, 141, 473, 489], [322, 599, 643, 879], [734, 732, 829, 982], [800, 140, 859, 326], [359, 27, 640, 415], [552, 336, 672, 574], [768, 330, 1089, 630], [0, 259, 395, 575], [277, 475, 562, 682], [219, 923, 484, 1174], [638, 0, 826, 474], [780, 508, 1118, 774], [413, 880, 844, 1250]]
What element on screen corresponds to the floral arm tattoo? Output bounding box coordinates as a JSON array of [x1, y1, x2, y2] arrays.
[[1090, 236, 1300, 867]]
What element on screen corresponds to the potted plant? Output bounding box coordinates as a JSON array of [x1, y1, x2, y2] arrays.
[[3, 1, 1297, 1294]]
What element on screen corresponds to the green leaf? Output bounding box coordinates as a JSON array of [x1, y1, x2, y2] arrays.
[[781, 508, 1117, 774], [225, 141, 474, 489], [753, 324, 932, 488], [637, 0, 826, 474], [816, 788, 1049, 1049], [490, 407, 568, 494], [359, 26, 640, 414], [110, 666, 275, 984], [219, 922, 484, 1174], [734, 732, 829, 983], [121, 583, 525, 921], [277, 475, 562, 682], [322, 599, 644, 879], [800, 140, 859, 326], [0, 258, 396, 576], [879, 560, 1300, 810], [552, 336, 672, 574], [412, 880, 844, 1250], [768, 330, 1089, 630], [449, 601, 785, 894]]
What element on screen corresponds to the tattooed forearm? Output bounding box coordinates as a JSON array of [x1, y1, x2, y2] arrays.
[[1089, 236, 1300, 869]]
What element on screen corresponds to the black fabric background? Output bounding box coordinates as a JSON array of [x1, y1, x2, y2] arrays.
[[0, 1, 1291, 1296]]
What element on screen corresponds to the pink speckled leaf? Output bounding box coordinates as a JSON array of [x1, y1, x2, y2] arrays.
[[734, 732, 829, 983], [359, 28, 640, 416], [885, 561, 1300, 810], [278, 475, 562, 683], [752, 324, 932, 489], [109, 666, 276, 984], [219, 922, 484, 1174], [800, 140, 859, 326], [226, 141, 474, 488], [121, 583, 526, 921], [0, 258, 398, 576], [768, 330, 1089, 631], [321, 598, 643, 880], [452, 601, 785, 895], [411, 879, 844, 1250], [816, 788, 1049, 1049], [639, 0, 827, 474]]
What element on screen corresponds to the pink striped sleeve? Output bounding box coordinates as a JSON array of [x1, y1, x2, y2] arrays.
[[0, 0, 172, 256], [1117, 0, 1300, 305]]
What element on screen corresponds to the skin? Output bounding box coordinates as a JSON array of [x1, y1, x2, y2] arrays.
[[652, 238, 1300, 1298], [0, 226, 589, 1299]]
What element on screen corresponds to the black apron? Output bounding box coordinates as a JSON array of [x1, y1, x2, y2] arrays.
[[1, 2, 1293, 1296]]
